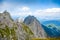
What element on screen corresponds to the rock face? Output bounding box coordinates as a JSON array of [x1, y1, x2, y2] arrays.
[[0, 11, 14, 28], [0, 11, 34, 40], [24, 15, 47, 38], [0, 11, 18, 40], [15, 21, 34, 40]]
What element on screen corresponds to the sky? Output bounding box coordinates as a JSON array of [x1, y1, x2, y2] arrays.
[[0, 0, 60, 21]]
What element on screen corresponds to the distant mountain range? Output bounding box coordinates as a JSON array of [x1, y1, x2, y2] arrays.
[[42, 20, 60, 26], [42, 24, 60, 37]]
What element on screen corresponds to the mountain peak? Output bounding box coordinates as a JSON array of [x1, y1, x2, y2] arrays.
[[24, 15, 47, 38], [0, 11, 13, 28], [3, 10, 8, 13], [3, 10, 10, 16], [24, 15, 37, 25]]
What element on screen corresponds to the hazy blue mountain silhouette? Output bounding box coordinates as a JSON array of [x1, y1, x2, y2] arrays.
[[42, 25, 60, 37], [42, 20, 60, 26]]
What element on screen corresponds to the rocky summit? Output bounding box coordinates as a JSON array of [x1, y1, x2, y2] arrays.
[[24, 15, 47, 38], [0, 11, 34, 40]]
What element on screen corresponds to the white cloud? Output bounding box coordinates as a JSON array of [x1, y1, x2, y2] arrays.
[[45, 8, 60, 12], [36, 8, 60, 13], [0, 1, 15, 13], [34, 8, 60, 20], [21, 6, 30, 11], [10, 6, 33, 17], [0, 1, 60, 21]]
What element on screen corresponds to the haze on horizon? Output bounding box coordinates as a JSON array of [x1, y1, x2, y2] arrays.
[[0, 0, 60, 21]]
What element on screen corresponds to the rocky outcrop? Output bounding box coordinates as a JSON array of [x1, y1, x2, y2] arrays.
[[0, 11, 34, 40], [24, 15, 47, 38], [0, 11, 18, 40], [0, 11, 14, 28]]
